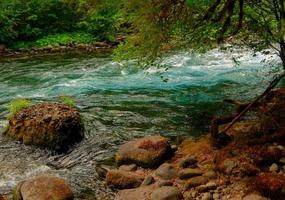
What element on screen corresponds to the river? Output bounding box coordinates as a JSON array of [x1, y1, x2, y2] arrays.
[[0, 47, 282, 199]]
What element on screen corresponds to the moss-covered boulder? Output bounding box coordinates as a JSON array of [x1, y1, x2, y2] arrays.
[[4, 103, 84, 152]]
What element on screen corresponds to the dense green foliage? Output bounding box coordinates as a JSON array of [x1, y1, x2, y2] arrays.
[[0, 0, 121, 48], [0, 0, 284, 68]]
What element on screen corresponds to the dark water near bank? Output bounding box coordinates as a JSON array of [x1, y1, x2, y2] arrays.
[[0, 47, 282, 199]]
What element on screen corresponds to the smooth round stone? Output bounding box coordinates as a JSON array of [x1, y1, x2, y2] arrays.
[[13, 176, 74, 200], [151, 186, 182, 200], [116, 136, 171, 168], [155, 163, 177, 180]]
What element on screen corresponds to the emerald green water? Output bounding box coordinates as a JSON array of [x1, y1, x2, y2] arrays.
[[0, 48, 282, 198]]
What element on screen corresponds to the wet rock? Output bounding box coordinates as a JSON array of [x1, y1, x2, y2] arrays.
[[197, 182, 217, 192], [155, 163, 177, 180], [184, 176, 208, 189], [269, 163, 279, 173], [115, 185, 155, 200], [13, 175, 73, 200], [106, 170, 143, 189], [202, 193, 213, 200], [178, 168, 203, 179], [116, 136, 171, 168], [242, 193, 268, 200], [151, 186, 183, 200], [119, 164, 137, 171], [4, 103, 84, 152], [179, 156, 197, 168], [141, 175, 155, 186]]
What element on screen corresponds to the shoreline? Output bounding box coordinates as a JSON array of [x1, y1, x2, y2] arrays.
[[0, 42, 116, 59]]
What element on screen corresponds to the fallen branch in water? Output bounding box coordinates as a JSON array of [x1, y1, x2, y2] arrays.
[[211, 72, 285, 147]]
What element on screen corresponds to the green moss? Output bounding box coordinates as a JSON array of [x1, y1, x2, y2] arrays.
[[8, 98, 32, 118], [60, 96, 76, 107]]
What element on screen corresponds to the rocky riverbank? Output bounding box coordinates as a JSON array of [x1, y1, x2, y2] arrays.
[[0, 42, 115, 59], [105, 87, 285, 200]]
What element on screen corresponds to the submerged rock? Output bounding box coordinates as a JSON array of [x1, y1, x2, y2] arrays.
[[13, 175, 74, 200], [4, 103, 84, 152], [115, 136, 171, 168]]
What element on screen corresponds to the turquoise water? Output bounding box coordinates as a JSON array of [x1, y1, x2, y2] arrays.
[[0, 47, 282, 198]]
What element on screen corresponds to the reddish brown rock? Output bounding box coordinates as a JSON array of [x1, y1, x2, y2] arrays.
[[115, 136, 171, 168], [13, 175, 73, 200], [106, 170, 144, 189], [4, 103, 84, 152]]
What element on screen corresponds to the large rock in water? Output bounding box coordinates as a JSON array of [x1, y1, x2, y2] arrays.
[[4, 103, 84, 151], [116, 136, 172, 168], [13, 176, 74, 200]]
